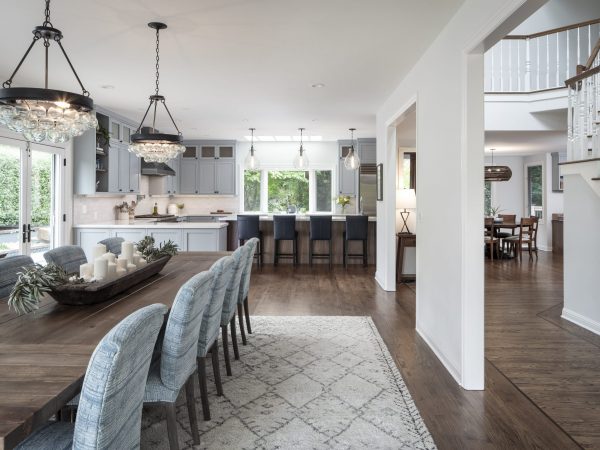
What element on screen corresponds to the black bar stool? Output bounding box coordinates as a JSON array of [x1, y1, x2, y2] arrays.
[[309, 215, 333, 268], [273, 215, 298, 266], [237, 215, 263, 267], [343, 215, 369, 267]]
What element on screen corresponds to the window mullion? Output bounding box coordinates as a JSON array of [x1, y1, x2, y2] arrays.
[[309, 170, 316, 213], [260, 169, 268, 213]]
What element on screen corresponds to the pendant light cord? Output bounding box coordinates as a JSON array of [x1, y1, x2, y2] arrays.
[[299, 128, 304, 155], [43, 0, 52, 27]]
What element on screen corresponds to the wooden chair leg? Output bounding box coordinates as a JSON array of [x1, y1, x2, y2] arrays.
[[237, 303, 247, 345], [210, 341, 223, 396], [221, 325, 232, 376], [231, 317, 240, 360], [293, 238, 298, 266], [185, 375, 201, 445], [244, 297, 252, 334], [309, 240, 313, 267], [197, 357, 210, 421], [165, 403, 180, 450], [329, 239, 333, 269], [363, 240, 368, 267], [343, 239, 347, 268]]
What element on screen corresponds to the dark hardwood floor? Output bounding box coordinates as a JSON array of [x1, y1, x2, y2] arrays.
[[247, 253, 595, 449]]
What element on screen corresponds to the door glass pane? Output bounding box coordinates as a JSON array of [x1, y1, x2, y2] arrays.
[[316, 170, 332, 212], [527, 165, 543, 219], [244, 170, 261, 211], [0, 144, 21, 257], [218, 146, 233, 158], [30, 150, 54, 262], [201, 146, 215, 158], [267, 170, 309, 213], [182, 146, 197, 158], [110, 121, 120, 140]]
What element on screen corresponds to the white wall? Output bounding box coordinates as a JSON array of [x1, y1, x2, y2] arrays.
[[375, 0, 542, 390], [486, 155, 525, 218], [563, 172, 600, 335], [512, 0, 600, 34]]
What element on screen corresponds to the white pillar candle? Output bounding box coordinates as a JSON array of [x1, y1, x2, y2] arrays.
[[116, 268, 127, 278], [127, 263, 137, 272], [93, 244, 107, 261], [106, 262, 117, 280], [102, 252, 116, 263], [121, 241, 134, 262], [133, 254, 141, 266], [79, 263, 93, 278], [138, 258, 147, 267], [116, 257, 128, 271], [94, 257, 108, 281]]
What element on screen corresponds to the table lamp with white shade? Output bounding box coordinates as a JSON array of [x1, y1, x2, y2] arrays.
[[396, 189, 416, 234]]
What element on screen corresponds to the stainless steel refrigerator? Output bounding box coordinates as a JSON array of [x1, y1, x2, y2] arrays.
[[359, 164, 377, 216]]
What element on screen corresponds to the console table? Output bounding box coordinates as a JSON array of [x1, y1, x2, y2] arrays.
[[396, 232, 416, 282]]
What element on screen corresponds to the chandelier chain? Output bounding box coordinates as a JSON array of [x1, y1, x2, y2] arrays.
[[43, 0, 52, 27], [155, 28, 160, 95]]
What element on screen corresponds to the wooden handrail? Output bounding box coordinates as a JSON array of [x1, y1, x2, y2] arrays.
[[585, 38, 600, 70], [504, 18, 600, 40]]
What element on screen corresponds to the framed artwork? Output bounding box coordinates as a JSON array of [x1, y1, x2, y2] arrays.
[[376, 163, 383, 201]]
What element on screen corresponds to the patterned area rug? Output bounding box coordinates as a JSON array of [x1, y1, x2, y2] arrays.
[[141, 316, 436, 449]]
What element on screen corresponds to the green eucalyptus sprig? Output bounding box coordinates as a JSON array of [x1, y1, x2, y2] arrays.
[[8, 264, 80, 315], [136, 236, 179, 262]]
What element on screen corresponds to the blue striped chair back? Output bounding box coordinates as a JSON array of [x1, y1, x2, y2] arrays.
[[238, 238, 258, 305], [43, 245, 87, 274], [160, 270, 213, 391], [0, 255, 34, 298], [98, 237, 124, 255], [220, 245, 249, 324], [73, 303, 167, 449], [197, 256, 234, 357]]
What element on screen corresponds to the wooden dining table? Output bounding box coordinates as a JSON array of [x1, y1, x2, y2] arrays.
[[484, 221, 521, 259], [0, 252, 228, 450]]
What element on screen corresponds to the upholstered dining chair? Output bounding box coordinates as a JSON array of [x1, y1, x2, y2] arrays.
[[43, 245, 87, 274], [15, 303, 167, 450], [143, 270, 214, 449], [237, 238, 259, 344], [196, 256, 234, 421], [0, 255, 34, 298], [484, 217, 500, 260], [98, 237, 124, 255], [220, 245, 250, 369]]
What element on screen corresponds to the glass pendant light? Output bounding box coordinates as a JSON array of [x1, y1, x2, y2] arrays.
[[344, 128, 361, 170], [129, 22, 185, 163], [0, 0, 96, 143], [293, 128, 310, 169], [245, 128, 260, 169]]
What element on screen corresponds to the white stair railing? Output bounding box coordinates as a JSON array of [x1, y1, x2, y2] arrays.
[[566, 39, 600, 161], [485, 19, 600, 93]]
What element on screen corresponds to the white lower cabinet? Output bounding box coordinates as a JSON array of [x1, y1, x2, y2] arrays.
[[147, 229, 184, 249], [113, 229, 147, 242], [183, 228, 227, 251], [75, 228, 111, 262]]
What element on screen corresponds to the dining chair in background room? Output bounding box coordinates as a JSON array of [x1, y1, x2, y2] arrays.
[[504, 217, 538, 261], [273, 215, 298, 266], [143, 270, 214, 449], [484, 217, 500, 260], [220, 245, 250, 365], [43, 245, 87, 274], [196, 256, 235, 421], [237, 215, 263, 267], [0, 255, 34, 298], [496, 214, 517, 238], [344, 215, 369, 267], [237, 237, 259, 344], [15, 304, 167, 450], [98, 237, 124, 255]]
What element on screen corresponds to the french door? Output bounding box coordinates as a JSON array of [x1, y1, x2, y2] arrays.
[[0, 137, 63, 263]]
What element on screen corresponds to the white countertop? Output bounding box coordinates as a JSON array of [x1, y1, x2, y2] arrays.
[[220, 214, 377, 222], [74, 219, 228, 229]]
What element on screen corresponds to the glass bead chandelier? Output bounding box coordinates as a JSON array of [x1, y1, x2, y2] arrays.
[[344, 127, 360, 170], [245, 128, 260, 169], [0, 0, 96, 144], [129, 22, 185, 163], [293, 128, 310, 169]]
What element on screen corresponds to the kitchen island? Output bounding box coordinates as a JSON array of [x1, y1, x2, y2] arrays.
[[73, 218, 228, 260], [222, 215, 376, 265]]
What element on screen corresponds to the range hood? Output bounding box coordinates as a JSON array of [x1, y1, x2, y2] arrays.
[[140, 158, 176, 177]]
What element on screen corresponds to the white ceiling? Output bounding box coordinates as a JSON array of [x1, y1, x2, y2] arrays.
[[0, 0, 465, 141], [485, 130, 567, 156]]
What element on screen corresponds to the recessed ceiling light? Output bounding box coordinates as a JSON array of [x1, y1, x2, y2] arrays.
[[100, 84, 115, 90], [311, 83, 325, 88]]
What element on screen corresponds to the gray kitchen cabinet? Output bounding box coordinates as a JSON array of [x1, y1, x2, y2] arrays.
[[215, 161, 235, 194], [129, 152, 140, 193], [74, 228, 111, 262], [197, 162, 216, 194], [117, 145, 130, 193], [113, 229, 146, 242], [179, 146, 198, 194], [183, 228, 227, 251], [107, 143, 138, 194], [338, 141, 358, 196], [179, 140, 236, 195], [166, 158, 180, 194], [358, 139, 376, 164], [147, 229, 183, 249]]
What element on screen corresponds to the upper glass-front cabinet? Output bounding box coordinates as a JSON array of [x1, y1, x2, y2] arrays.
[[182, 146, 198, 159], [199, 146, 216, 158], [217, 145, 234, 159]]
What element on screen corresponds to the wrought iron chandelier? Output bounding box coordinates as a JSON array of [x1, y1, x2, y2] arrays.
[[0, 0, 96, 144], [129, 22, 184, 163], [245, 128, 260, 169], [293, 128, 310, 169], [344, 127, 360, 170], [485, 148, 512, 182]]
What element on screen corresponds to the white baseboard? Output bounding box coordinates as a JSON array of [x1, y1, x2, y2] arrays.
[[374, 271, 395, 292], [562, 308, 600, 336], [416, 324, 462, 387]]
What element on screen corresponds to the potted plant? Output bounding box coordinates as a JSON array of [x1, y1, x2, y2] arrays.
[[336, 195, 351, 214]]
